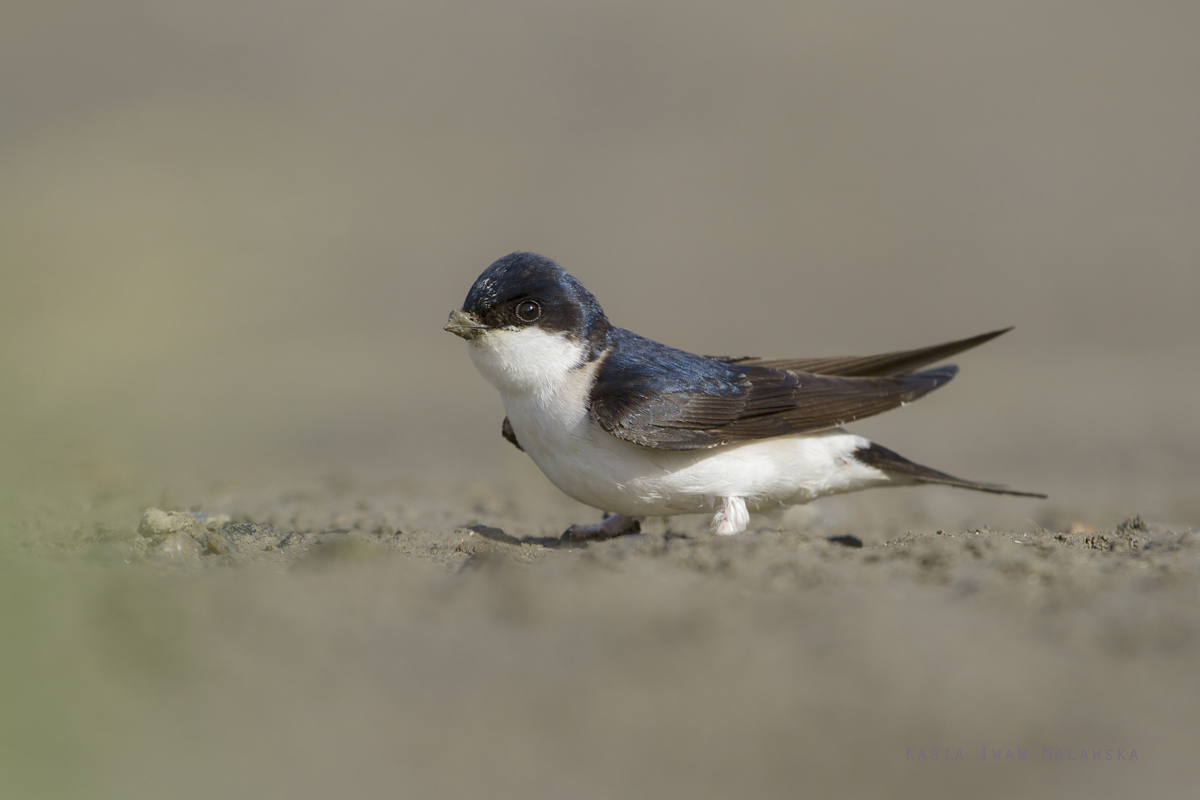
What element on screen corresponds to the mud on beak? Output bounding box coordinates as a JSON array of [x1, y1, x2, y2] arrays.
[[444, 309, 490, 340]]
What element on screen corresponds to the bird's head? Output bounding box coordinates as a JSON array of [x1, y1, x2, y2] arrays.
[[446, 252, 610, 393]]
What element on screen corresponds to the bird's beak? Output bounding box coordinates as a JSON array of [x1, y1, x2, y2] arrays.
[[444, 309, 490, 340]]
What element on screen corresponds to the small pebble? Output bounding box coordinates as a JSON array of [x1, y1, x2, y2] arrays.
[[204, 531, 236, 556], [277, 532, 307, 549], [138, 508, 201, 539], [157, 532, 203, 559]]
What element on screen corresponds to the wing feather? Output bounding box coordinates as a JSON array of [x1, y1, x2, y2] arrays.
[[589, 327, 1011, 451], [711, 327, 1011, 377], [590, 339, 959, 450]]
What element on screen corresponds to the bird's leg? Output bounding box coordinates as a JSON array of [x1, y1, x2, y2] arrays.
[[711, 496, 749, 535], [562, 512, 642, 542]]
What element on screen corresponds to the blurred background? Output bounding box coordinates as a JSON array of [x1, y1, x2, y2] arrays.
[[1, 2, 1198, 798], [3, 0, 1197, 523]]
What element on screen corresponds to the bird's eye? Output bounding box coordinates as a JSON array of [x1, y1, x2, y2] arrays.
[[515, 299, 541, 322]]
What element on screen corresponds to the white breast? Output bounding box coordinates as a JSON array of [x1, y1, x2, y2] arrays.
[[468, 326, 599, 481], [468, 328, 892, 518]]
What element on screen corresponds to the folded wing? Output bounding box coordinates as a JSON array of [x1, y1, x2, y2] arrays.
[[589, 328, 966, 450]]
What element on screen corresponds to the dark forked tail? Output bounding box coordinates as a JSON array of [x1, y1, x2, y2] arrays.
[[855, 442, 1047, 498]]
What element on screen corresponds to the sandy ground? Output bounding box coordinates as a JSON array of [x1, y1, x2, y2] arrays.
[[3, 468, 1198, 799], [3, 2, 1199, 798]]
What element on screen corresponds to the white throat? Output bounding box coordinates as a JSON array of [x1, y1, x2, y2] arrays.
[[467, 327, 589, 397]]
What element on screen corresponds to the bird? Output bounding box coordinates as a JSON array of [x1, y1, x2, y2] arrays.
[[445, 252, 1045, 541]]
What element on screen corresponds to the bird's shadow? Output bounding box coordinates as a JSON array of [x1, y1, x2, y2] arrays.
[[468, 523, 864, 550], [465, 524, 583, 549]]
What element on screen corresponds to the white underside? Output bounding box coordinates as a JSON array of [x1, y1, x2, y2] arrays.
[[467, 327, 896, 533]]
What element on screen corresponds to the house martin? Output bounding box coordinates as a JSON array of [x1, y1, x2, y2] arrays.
[[446, 252, 1045, 540]]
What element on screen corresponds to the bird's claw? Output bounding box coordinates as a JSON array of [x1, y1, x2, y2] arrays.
[[561, 514, 642, 542]]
